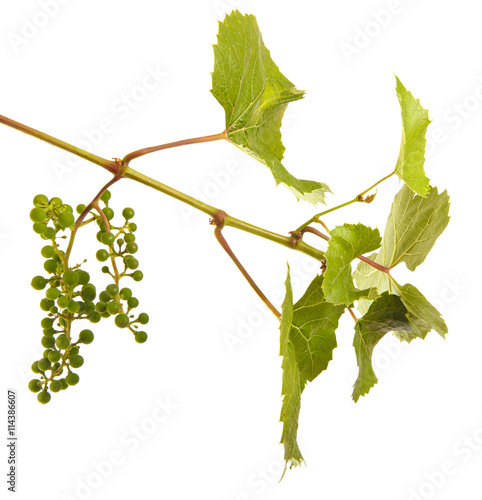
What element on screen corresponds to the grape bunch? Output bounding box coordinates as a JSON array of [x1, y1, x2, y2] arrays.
[[28, 191, 149, 404]]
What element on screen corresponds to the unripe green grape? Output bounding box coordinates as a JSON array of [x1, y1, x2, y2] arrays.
[[84, 301, 95, 314], [66, 373, 79, 386], [41, 245, 55, 258], [106, 301, 120, 315], [120, 287, 132, 300], [37, 391, 51, 404], [69, 347, 80, 356], [95, 301, 107, 313], [28, 379, 42, 393], [96, 249, 110, 262], [31, 276, 47, 290], [44, 259, 58, 274], [41, 317, 54, 329], [50, 380, 62, 393], [68, 301, 80, 314], [56, 335, 70, 350], [76, 204, 86, 214], [82, 284, 96, 302], [127, 297, 139, 308], [33, 222, 47, 234], [31, 361, 41, 374], [106, 284, 119, 297], [50, 197, 62, 207], [124, 233, 135, 243], [42, 227, 56, 240], [101, 266, 110, 274], [132, 271, 143, 282], [101, 232, 115, 245], [37, 358, 51, 371], [40, 298, 54, 311], [102, 207, 114, 220], [125, 257, 139, 270], [138, 313, 149, 325], [69, 355, 84, 368], [48, 350, 61, 363], [79, 329, 94, 344], [60, 378, 68, 390], [135, 331, 148, 343], [76, 269, 90, 285], [100, 190, 111, 202], [46, 287, 60, 300], [62, 270, 79, 286], [33, 194, 49, 206], [128, 223, 137, 232], [30, 207, 47, 223], [58, 211, 75, 228], [122, 207, 135, 220], [115, 314, 129, 328], [88, 312, 101, 324], [41, 336, 55, 348], [57, 295, 69, 309]]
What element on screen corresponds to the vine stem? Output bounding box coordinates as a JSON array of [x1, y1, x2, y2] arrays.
[[122, 131, 228, 164], [299, 226, 391, 275], [294, 170, 396, 233], [213, 225, 281, 319], [0, 113, 120, 174]]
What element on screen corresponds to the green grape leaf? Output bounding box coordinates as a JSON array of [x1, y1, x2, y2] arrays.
[[394, 76, 431, 196], [211, 10, 330, 204], [352, 292, 412, 402], [323, 223, 382, 305], [280, 268, 345, 470], [355, 184, 450, 314]]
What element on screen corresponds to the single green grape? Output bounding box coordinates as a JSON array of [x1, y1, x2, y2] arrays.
[[31, 276, 47, 290], [69, 355, 84, 368], [46, 287, 60, 300], [76, 204, 86, 214], [37, 391, 51, 404], [65, 373, 79, 386], [132, 271, 143, 282], [33, 222, 47, 234], [28, 379, 42, 393], [120, 287, 132, 300], [106, 284, 119, 297], [88, 312, 101, 323], [125, 257, 139, 270], [127, 297, 139, 308], [44, 259, 58, 274], [101, 232, 115, 246], [96, 249, 110, 262], [31, 361, 41, 374], [79, 329, 94, 344], [41, 245, 55, 258], [62, 270, 79, 286], [102, 207, 114, 220], [100, 190, 111, 202], [50, 380, 62, 393], [33, 194, 49, 206], [48, 350, 61, 363], [58, 211, 75, 228], [37, 358, 51, 371], [30, 207, 47, 223], [56, 335, 70, 350], [57, 295, 69, 309], [106, 301, 120, 315], [122, 207, 135, 219], [138, 313, 149, 325], [135, 331, 148, 343], [124, 233, 135, 243], [60, 378, 68, 390], [115, 314, 129, 328]]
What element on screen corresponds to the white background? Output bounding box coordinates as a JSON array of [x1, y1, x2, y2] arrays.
[[1, 1, 481, 499]]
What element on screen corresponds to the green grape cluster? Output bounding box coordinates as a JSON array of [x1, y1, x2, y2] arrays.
[[28, 191, 149, 404]]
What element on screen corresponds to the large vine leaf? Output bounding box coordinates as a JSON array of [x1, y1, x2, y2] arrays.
[[352, 292, 412, 402], [355, 184, 450, 314], [394, 77, 431, 196], [323, 223, 382, 306], [212, 10, 330, 204], [280, 268, 345, 470]]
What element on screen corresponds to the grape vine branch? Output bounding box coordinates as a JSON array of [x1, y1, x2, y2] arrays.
[[1, 10, 450, 474]]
